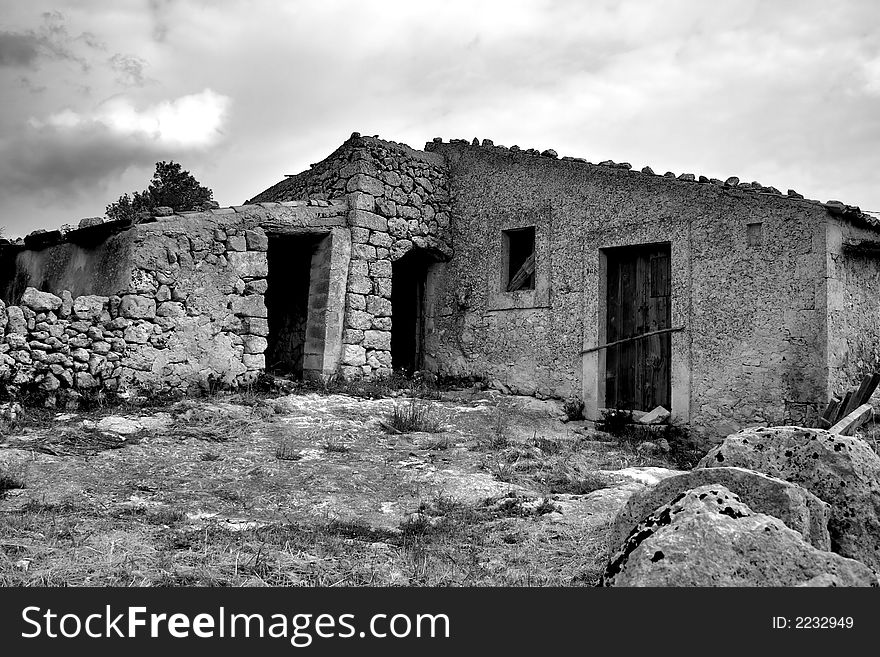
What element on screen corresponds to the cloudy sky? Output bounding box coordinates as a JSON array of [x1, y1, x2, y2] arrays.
[[1, 0, 879, 237]]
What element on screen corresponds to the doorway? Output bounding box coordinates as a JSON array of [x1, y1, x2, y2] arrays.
[[265, 234, 321, 377], [604, 243, 671, 411], [391, 249, 432, 373]]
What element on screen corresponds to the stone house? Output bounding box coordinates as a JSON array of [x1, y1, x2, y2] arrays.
[[1, 132, 878, 440]]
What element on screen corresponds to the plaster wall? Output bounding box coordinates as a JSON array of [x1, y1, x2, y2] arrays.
[[427, 142, 830, 440]]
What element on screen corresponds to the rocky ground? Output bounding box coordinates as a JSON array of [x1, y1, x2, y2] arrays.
[[0, 386, 693, 586]]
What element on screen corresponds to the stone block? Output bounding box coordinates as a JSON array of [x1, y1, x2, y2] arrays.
[[230, 295, 268, 318], [228, 251, 268, 277], [387, 218, 409, 239], [119, 295, 155, 320], [156, 302, 186, 318], [242, 354, 265, 370], [75, 372, 98, 389], [21, 288, 62, 313], [343, 329, 364, 343], [351, 227, 371, 244], [347, 174, 385, 196], [349, 192, 375, 212], [244, 335, 268, 354], [369, 260, 392, 278], [363, 330, 391, 350], [366, 295, 392, 317], [242, 317, 269, 337], [245, 228, 269, 251], [369, 231, 394, 248], [245, 279, 268, 295], [350, 211, 388, 232], [347, 310, 373, 331], [226, 235, 246, 251], [123, 323, 151, 344], [347, 293, 367, 311], [6, 307, 27, 334], [343, 344, 368, 367]]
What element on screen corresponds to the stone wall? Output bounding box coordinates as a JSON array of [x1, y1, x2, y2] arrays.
[[248, 133, 453, 377], [0, 201, 349, 405], [1, 226, 135, 301], [425, 139, 835, 439]]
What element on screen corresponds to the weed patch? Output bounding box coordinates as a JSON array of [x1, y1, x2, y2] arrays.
[[386, 397, 442, 433]]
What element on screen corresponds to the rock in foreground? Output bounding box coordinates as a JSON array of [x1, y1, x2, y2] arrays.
[[603, 485, 876, 587], [697, 426, 880, 571], [610, 466, 831, 551]]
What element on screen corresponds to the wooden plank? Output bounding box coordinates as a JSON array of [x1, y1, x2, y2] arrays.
[[582, 327, 686, 354], [836, 390, 854, 423], [506, 252, 535, 291], [842, 375, 872, 417], [859, 372, 880, 405], [821, 396, 842, 423], [829, 403, 873, 436]]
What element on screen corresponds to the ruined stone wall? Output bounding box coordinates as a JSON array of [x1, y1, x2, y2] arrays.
[[249, 134, 453, 378], [826, 217, 880, 398], [426, 140, 831, 439], [0, 201, 348, 406], [2, 230, 134, 301]]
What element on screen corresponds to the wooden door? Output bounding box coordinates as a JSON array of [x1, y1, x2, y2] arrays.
[[605, 244, 671, 411]]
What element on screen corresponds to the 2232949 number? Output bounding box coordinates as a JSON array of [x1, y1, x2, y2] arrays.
[[796, 617, 853, 629], [773, 617, 854, 629]]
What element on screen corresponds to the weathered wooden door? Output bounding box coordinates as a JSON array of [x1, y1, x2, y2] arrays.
[[605, 244, 671, 411]]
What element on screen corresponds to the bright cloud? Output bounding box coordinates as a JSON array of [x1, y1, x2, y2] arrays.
[[31, 88, 230, 149]]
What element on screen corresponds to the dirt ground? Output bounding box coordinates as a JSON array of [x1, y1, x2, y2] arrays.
[[0, 386, 690, 586]]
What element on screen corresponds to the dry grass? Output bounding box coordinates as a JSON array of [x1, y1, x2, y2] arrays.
[[0, 388, 696, 588], [387, 397, 442, 433]]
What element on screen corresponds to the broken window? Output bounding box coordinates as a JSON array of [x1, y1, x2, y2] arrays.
[[747, 222, 763, 247], [503, 226, 536, 291]]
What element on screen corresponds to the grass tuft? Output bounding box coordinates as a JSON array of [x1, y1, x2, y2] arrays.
[[386, 397, 442, 433]]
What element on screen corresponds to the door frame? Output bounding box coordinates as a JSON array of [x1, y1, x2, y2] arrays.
[[602, 242, 671, 411], [585, 239, 689, 421]]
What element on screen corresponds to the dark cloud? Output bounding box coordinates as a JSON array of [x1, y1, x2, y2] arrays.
[[0, 88, 230, 204], [0, 12, 106, 70], [0, 32, 41, 67], [0, 125, 166, 200]]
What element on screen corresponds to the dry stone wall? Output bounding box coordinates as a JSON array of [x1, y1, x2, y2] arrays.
[[0, 201, 347, 406], [248, 133, 453, 378]]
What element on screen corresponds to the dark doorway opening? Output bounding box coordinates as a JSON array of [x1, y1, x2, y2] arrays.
[[604, 243, 671, 411], [391, 249, 433, 373], [265, 234, 321, 378]]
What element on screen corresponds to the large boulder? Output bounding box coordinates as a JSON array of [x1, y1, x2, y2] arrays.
[[610, 466, 831, 551], [603, 484, 877, 587], [697, 426, 880, 571]]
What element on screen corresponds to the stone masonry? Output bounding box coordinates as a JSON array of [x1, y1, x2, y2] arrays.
[[247, 133, 453, 379]]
